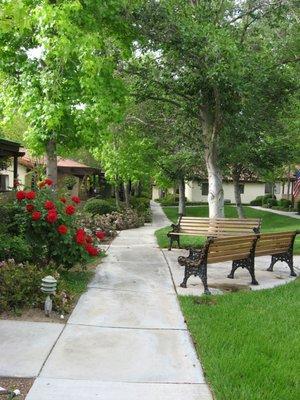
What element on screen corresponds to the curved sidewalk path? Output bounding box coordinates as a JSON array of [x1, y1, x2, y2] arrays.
[[26, 202, 212, 400], [250, 206, 300, 219]]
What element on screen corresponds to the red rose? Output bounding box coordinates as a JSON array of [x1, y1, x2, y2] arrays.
[[86, 235, 93, 243], [44, 200, 55, 210], [26, 204, 35, 213], [75, 228, 85, 244], [45, 178, 53, 186], [65, 205, 75, 215], [96, 231, 106, 240], [46, 209, 58, 223], [85, 244, 99, 256], [16, 190, 26, 201], [57, 224, 68, 235], [26, 191, 36, 200], [60, 197, 67, 203], [71, 196, 80, 204], [76, 228, 85, 236], [32, 211, 41, 221]]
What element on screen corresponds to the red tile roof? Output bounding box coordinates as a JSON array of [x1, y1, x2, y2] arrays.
[[19, 148, 101, 172]]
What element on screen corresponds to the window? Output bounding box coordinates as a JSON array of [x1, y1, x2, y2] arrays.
[[202, 182, 208, 196], [265, 183, 273, 194], [239, 184, 244, 194], [0, 174, 8, 191]]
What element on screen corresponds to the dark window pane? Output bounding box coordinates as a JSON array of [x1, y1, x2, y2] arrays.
[[202, 182, 208, 196], [265, 183, 272, 194], [0, 175, 8, 191]]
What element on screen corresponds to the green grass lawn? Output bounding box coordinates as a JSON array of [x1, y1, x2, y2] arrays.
[[179, 279, 300, 400], [155, 205, 300, 254]]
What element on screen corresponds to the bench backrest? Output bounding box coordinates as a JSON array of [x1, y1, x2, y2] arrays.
[[179, 217, 212, 235], [255, 231, 297, 256], [179, 216, 261, 236], [205, 234, 258, 263]]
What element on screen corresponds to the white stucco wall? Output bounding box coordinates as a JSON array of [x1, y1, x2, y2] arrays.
[[0, 161, 28, 190], [152, 185, 175, 200], [185, 181, 283, 204]]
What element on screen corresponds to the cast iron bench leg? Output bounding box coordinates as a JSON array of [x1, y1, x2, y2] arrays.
[[227, 258, 258, 285], [267, 252, 297, 277]]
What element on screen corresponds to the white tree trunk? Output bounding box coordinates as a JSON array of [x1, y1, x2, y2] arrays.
[[202, 115, 224, 218], [46, 139, 57, 186], [178, 177, 186, 215]]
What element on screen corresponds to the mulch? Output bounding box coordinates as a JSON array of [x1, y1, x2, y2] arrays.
[[0, 377, 34, 399]]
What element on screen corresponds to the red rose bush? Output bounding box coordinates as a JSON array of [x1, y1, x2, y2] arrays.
[[15, 179, 102, 269]]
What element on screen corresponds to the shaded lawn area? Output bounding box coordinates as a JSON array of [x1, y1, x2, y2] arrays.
[[155, 205, 300, 254], [179, 279, 300, 400]]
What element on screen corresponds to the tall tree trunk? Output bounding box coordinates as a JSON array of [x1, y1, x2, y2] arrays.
[[287, 165, 291, 200], [115, 183, 120, 209], [232, 168, 245, 218], [123, 181, 130, 207], [46, 138, 57, 186], [178, 176, 186, 215], [201, 109, 224, 218], [133, 181, 140, 197]]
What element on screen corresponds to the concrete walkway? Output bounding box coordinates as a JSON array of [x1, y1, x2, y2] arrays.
[[250, 206, 300, 219], [26, 202, 212, 399]]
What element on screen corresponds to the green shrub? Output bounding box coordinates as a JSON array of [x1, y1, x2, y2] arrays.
[[159, 194, 176, 206], [0, 260, 43, 313], [0, 234, 31, 263], [278, 198, 293, 209], [0, 202, 27, 235], [84, 199, 116, 215], [264, 197, 278, 208], [130, 197, 150, 213], [297, 201, 300, 215], [250, 194, 274, 206], [0, 259, 73, 314]]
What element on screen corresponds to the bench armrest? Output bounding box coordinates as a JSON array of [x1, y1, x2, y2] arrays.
[[167, 223, 180, 237]]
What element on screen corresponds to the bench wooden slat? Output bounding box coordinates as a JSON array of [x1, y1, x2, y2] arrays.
[[208, 253, 251, 263], [256, 233, 295, 240], [256, 239, 294, 250], [255, 248, 290, 256], [210, 234, 258, 244], [169, 232, 210, 236], [209, 243, 254, 253]]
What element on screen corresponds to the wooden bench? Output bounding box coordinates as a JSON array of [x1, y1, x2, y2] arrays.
[[167, 216, 261, 250], [178, 231, 299, 294], [228, 231, 299, 280], [178, 234, 259, 294]]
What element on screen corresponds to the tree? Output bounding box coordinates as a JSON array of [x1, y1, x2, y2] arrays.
[[128, 0, 299, 217], [117, 97, 202, 214], [0, 0, 133, 185], [0, 112, 27, 143], [94, 125, 157, 207]]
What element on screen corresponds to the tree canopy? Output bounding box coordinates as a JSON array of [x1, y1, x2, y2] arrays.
[[0, 0, 134, 183]]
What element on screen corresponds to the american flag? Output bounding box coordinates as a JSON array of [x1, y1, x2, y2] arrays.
[[293, 169, 300, 198]]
